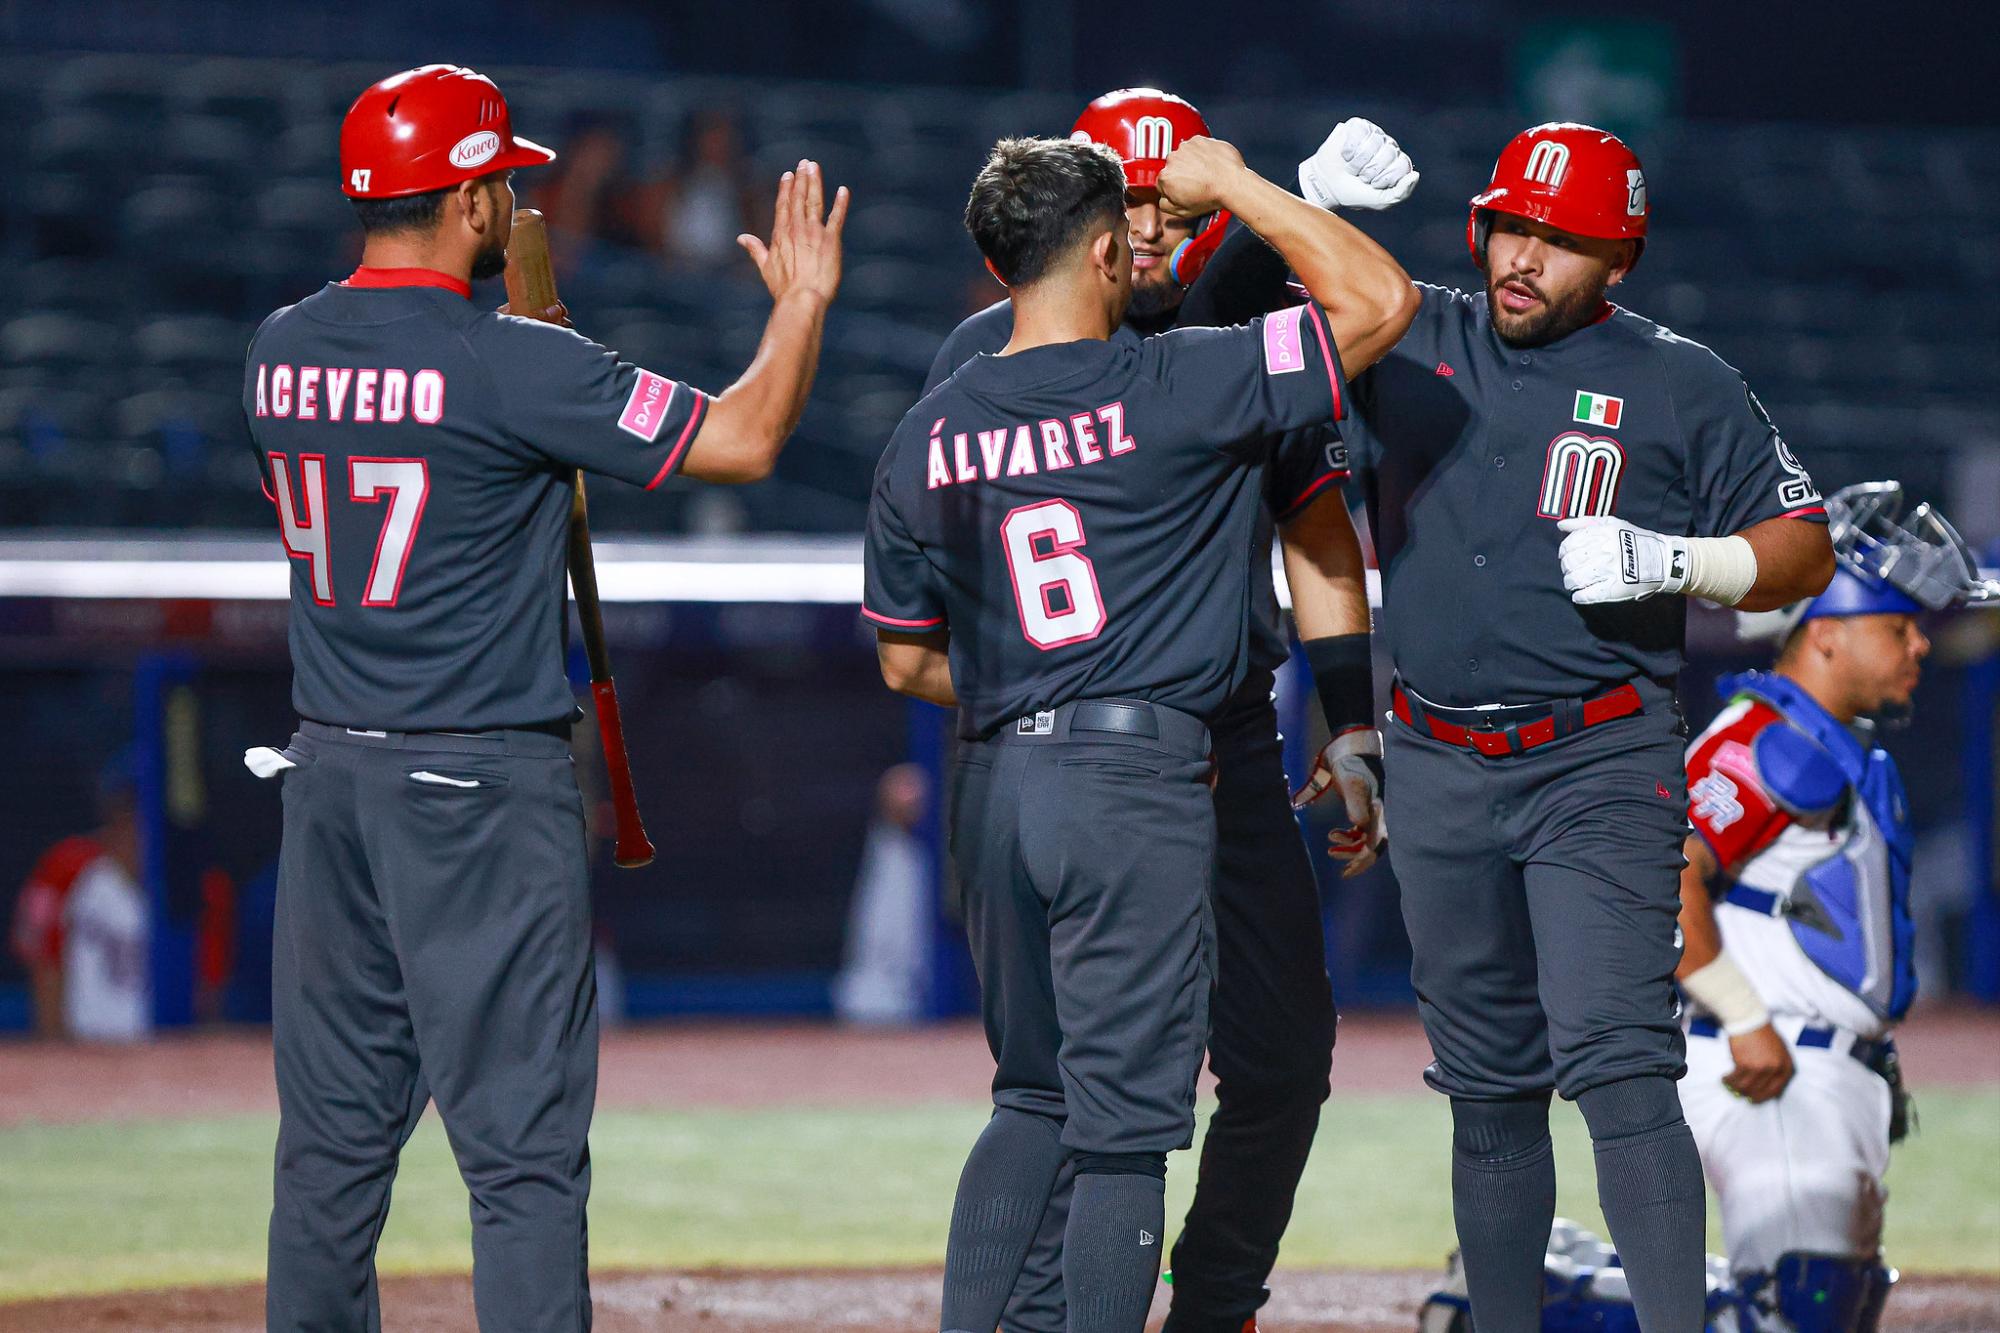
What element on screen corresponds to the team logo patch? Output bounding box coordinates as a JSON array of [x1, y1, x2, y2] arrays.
[[449, 131, 502, 169], [1691, 772, 1744, 831], [617, 369, 676, 442], [1536, 432, 1625, 519], [1261, 305, 1306, 376], [1573, 390, 1623, 428]]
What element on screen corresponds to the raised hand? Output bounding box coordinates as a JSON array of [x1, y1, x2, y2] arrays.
[[738, 159, 851, 306], [1156, 136, 1249, 220]]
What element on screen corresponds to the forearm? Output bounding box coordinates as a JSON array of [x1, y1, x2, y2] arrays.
[[1674, 841, 1725, 979], [1676, 835, 1772, 1033], [688, 291, 830, 482], [29, 963, 64, 1039], [1735, 515, 1836, 612], [878, 633, 957, 706], [1281, 497, 1370, 640], [1216, 168, 1415, 373]]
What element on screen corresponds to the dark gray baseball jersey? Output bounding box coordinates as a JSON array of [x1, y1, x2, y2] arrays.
[[865, 305, 1344, 740], [244, 267, 707, 731], [924, 236, 1349, 679], [1340, 284, 1825, 706]]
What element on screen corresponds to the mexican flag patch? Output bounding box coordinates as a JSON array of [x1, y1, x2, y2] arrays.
[[1574, 390, 1624, 429]]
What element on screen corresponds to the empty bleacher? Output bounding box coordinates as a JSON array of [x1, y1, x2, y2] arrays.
[[0, 53, 1992, 533]]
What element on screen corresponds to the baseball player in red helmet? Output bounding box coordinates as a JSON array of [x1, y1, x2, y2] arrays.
[[923, 92, 1421, 1333], [252, 64, 846, 1332], [1327, 121, 1836, 1332]]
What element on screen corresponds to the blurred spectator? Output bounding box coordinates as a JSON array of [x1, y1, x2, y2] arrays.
[[636, 108, 760, 267], [832, 763, 931, 1025], [533, 119, 638, 275], [8, 760, 149, 1042]]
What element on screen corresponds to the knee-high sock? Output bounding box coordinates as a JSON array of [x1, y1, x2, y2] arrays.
[[1578, 1076, 1707, 1333], [1450, 1094, 1556, 1333], [942, 1108, 1070, 1333], [1064, 1159, 1168, 1333]]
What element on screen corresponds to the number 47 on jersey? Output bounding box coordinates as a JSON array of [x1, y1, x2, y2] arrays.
[[266, 452, 430, 608]]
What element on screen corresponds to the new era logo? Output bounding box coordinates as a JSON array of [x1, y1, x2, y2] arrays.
[[1435, 362, 1455, 377], [1139, 1230, 1156, 1246], [1016, 711, 1055, 736]]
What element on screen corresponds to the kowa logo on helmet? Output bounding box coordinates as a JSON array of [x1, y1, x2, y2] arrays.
[[449, 131, 502, 170]]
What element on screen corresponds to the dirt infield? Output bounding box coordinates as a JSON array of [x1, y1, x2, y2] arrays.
[[5, 1007, 1997, 1128], [4, 1267, 1996, 1332]]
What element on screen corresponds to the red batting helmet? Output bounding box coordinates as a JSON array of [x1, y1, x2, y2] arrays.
[[340, 64, 556, 199], [1466, 122, 1647, 268], [1071, 87, 1210, 192]]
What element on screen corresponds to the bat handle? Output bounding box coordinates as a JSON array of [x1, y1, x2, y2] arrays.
[[591, 679, 656, 869]]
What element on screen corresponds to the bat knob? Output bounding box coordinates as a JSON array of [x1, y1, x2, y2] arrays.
[[613, 839, 656, 870]]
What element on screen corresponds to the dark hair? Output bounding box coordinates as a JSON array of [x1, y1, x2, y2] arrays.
[[964, 136, 1127, 288], [350, 186, 451, 236]]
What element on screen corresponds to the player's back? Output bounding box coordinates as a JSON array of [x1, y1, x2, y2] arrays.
[[245, 273, 707, 731], [863, 304, 1341, 738]]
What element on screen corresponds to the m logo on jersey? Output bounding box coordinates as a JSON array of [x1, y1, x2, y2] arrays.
[[1524, 139, 1571, 188], [1132, 115, 1176, 161], [1537, 432, 1624, 519]]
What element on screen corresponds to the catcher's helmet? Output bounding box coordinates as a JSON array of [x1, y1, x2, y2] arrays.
[[1738, 481, 2000, 643], [1071, 88, 1210, 192], [340, 64, 556, 199], [1467, 122, 1647, 268]]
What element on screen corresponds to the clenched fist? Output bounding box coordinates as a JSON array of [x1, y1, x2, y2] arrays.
[[1156, 136, 1248, 220], [1297, 118, 1419, 211]]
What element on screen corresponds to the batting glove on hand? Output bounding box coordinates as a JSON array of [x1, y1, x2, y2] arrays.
[[1293, 729, 1387, 877], [1558, 515, 1691, 605], [1326, 803, 1387, 878], [1298, 118, 1419, 211]]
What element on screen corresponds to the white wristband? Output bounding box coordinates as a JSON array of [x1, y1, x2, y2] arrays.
[[1672, 534, 1759, 607], [1681, 952, 1770, 1036]]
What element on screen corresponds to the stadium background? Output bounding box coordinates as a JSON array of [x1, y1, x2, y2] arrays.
[[0, 1, 1995, 1325]]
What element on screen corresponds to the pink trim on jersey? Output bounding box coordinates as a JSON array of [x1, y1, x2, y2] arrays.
[[1275, 468, 1349, 521], [861, 607, 945, 630], [646, 391, 708, 490], [1782, 505, 1828, 520], [1300, 302, 1345, 421]]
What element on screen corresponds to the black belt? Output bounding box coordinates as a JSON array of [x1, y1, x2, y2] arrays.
[[985, 698, 1211, 759], [298, 718, 572, 756]]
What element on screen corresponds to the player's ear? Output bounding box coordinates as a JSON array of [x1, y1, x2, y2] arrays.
[[1606, 239, 1639, 287], [1088, 226, 1119, 282]]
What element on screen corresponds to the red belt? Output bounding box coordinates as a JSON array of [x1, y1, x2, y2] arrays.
[[1391, 682, 1645, 757]]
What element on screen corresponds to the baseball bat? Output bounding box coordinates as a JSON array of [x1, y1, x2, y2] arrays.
[[505, 209, 656, 869]]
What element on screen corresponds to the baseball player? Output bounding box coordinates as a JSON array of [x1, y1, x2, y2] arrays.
[[923, 91, 1415, 1333], [245, 64, 846, 1332], [1329, 122, 1836, 1332], [1679, 483, 1998, 1332], [865, 134, 1415, 1333]]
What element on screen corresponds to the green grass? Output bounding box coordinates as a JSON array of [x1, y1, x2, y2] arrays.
[[4, 1089, 1996, 1300]]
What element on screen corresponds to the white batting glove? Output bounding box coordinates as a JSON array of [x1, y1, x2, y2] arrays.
[[1557, 515, 1690, 604], [1293, 729, 1386, 877], [1326, 801, 1387, 878], [1297, 118, 1420, 211]]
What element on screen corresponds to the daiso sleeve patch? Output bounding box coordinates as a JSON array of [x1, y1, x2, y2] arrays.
[[1262, 304, 1307, 375], [618, 370, 678, 442]]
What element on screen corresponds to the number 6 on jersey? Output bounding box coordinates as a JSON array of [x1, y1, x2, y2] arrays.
[[1002, 499, 1106, 649]]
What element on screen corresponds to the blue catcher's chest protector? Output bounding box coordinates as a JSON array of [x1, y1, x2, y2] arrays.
[[1720, 672, 1917, 1021]]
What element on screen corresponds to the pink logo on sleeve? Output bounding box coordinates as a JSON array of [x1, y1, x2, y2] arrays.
[[618, 370, 676, 442], [1262, 305, 1306, 375]]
